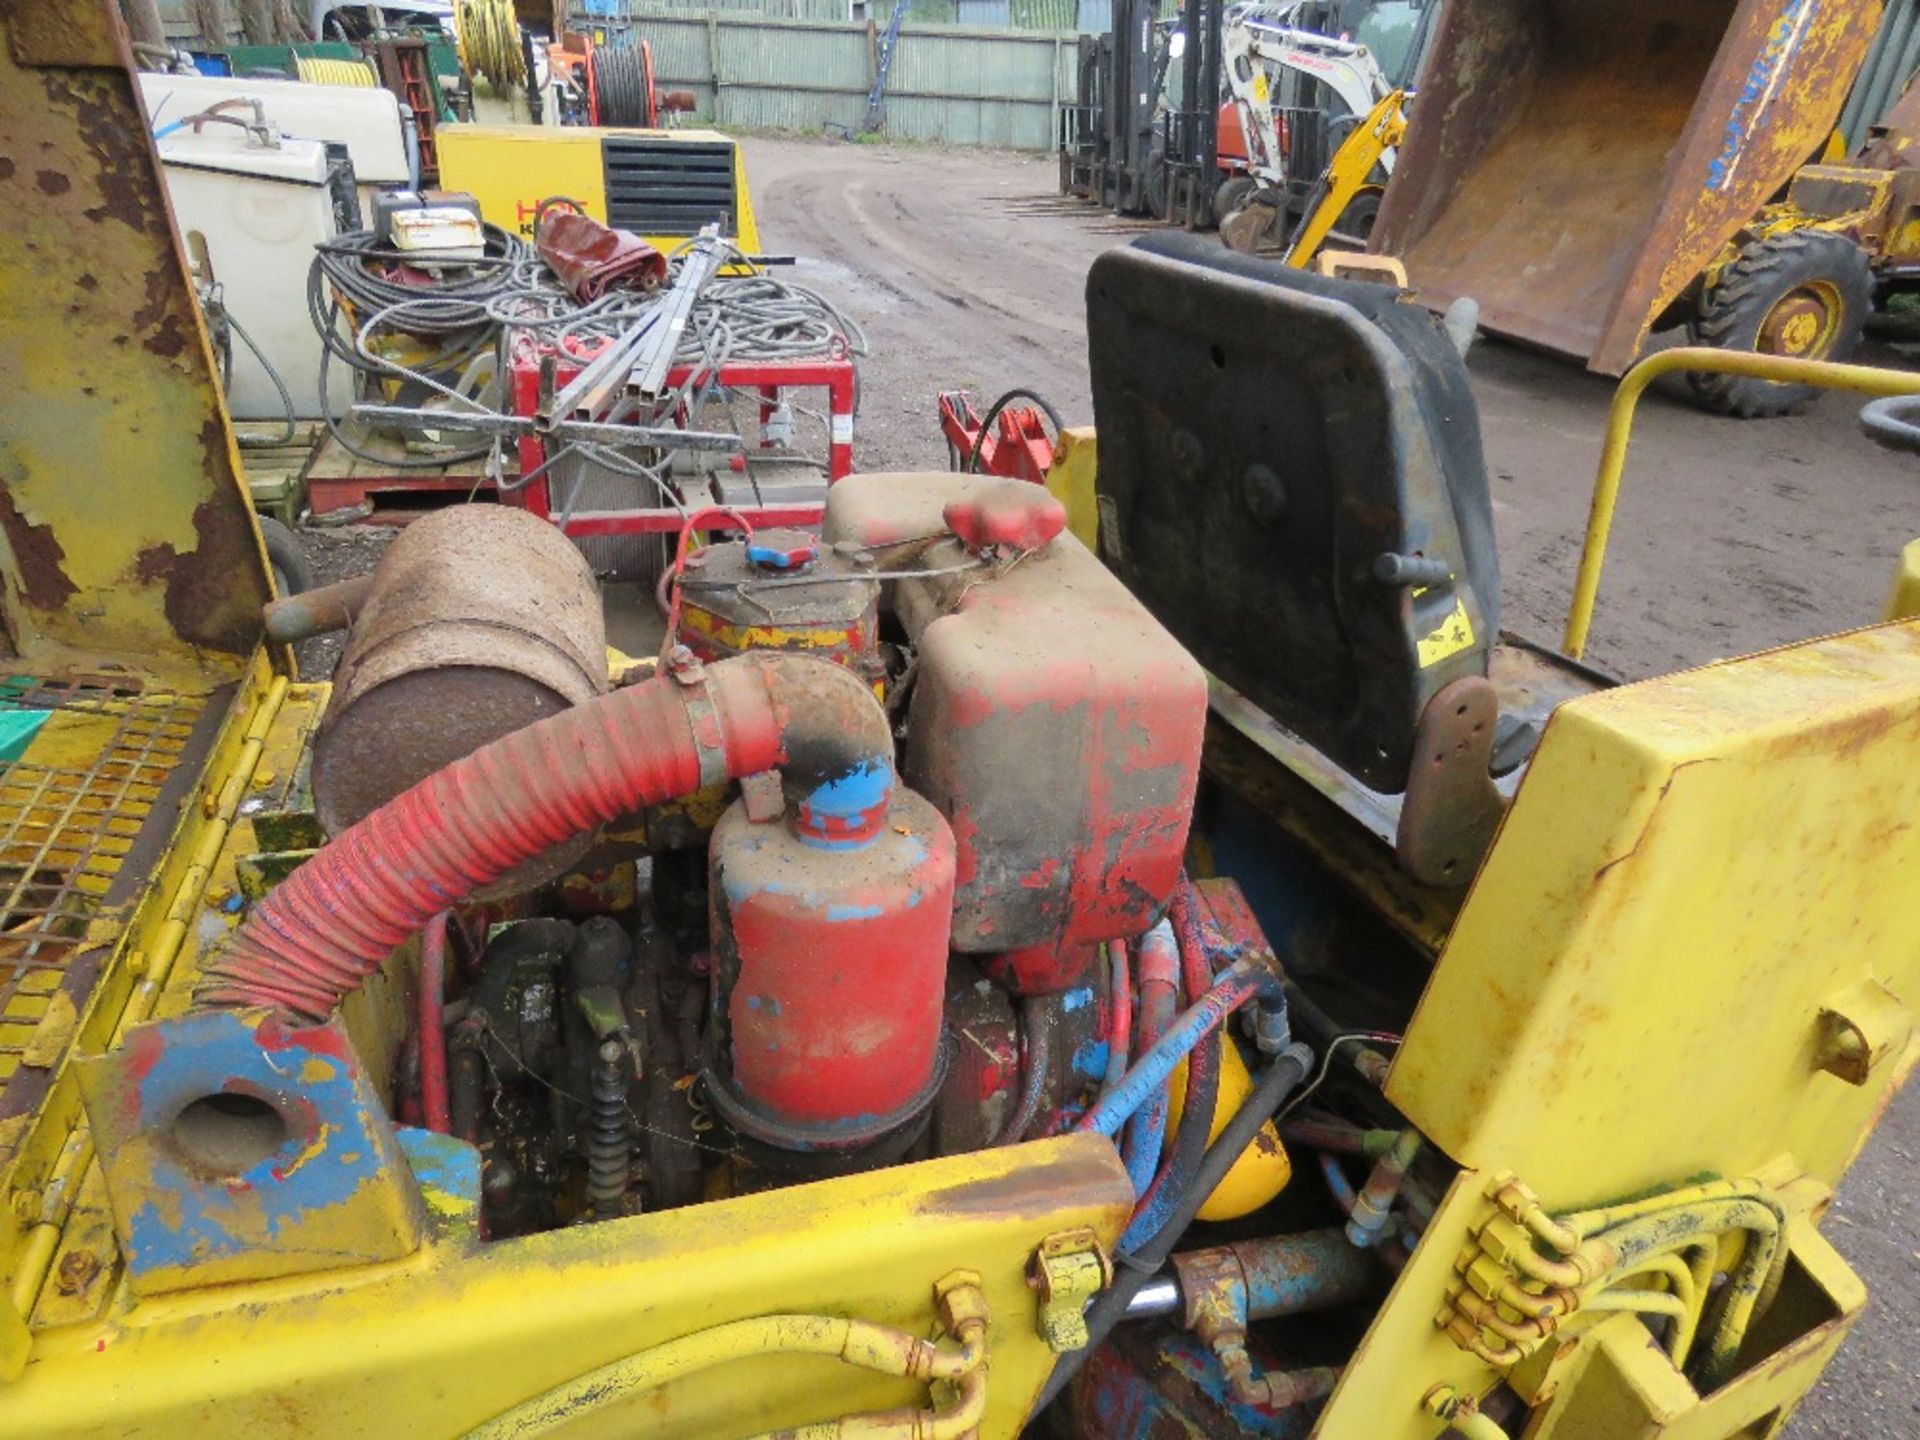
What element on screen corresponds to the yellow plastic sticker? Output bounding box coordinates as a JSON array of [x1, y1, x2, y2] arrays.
[[1418, 597, 1476, 668], [1252, 72, 1270, 104]]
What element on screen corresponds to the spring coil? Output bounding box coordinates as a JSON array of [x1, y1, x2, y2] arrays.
[[588, 1039, 633, 1214]]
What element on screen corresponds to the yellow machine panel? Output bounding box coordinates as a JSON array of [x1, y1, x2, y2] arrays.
[[438, 124, 763, 255]]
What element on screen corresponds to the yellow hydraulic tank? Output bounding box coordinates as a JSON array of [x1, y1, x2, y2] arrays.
[[437, 124, 763, 254]]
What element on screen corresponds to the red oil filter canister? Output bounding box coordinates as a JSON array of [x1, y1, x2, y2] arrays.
[[704, 763, 956, 1152]]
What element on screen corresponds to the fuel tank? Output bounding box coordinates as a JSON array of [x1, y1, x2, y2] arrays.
[[824, 473, 1207, 994]]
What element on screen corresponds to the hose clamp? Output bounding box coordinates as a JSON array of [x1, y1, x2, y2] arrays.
[[667, 645, 729, 788]]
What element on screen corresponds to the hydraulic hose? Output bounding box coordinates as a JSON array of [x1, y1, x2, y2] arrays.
[[1099, 938, 1131, 1101], [997, 994, 1054, 1145], [1077, 957, 1282, 1140], [463, 1298, 988, 1440], [194, 654, 894, 1020], [1121, 921, 1178, 1194], [1031, 1040, 1316, 1416]]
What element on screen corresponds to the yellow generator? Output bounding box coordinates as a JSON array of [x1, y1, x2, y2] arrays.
[[438, 124, 762, 253], [2, 6, 1919, 1440]]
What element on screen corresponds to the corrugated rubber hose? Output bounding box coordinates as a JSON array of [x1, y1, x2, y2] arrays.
[[194, 653, 893, 1021]]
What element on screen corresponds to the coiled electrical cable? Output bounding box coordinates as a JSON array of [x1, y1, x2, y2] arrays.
[[590, 36, 655, 127], [455, 0, 526, 90], [309, 222, 865, 477]]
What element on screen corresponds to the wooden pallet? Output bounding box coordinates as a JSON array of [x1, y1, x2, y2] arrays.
[[238, 424, 508, 525]]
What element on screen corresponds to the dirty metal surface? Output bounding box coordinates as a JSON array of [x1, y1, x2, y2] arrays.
[[311, 506, 607, 840], [1389, 620, 1920, 1208], [824, 472, 1207, 996], [705, 784, 956, 1150], [1374, 0, 1880, 373], [0, 675, 214, 1122], [0, 0, 272, 674], [72, 1007, 424, 1295]]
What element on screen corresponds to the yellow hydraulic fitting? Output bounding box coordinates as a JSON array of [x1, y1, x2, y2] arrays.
[[1027, 1228, 1112, 1353], [1486, 1169, 1580, 1256], [1423, 1384, 1510, 1440]]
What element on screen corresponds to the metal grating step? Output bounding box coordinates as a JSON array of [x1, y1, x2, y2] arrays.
[[0, 676, 210, 1114]]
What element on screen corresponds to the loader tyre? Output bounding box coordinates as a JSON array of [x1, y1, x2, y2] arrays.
[[1689, 230, 1873, 418]]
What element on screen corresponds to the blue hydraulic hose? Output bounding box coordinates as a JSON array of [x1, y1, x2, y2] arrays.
[[1078, 956, 1282, 1140]]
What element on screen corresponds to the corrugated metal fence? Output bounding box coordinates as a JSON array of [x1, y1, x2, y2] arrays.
[[1843, 0, 1920, 145], [637, 11, 1078, 148]]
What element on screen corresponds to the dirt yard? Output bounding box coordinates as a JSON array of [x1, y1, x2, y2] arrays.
[[736, 133, 1920, 1436]]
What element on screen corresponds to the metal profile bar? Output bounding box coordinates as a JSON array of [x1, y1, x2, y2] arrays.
[[348, 405, 743, 452]]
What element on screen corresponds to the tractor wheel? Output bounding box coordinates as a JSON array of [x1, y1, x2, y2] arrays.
[[1211, 175, 1259, 228], [257, 516, 315, 599], [1689, 229, 1873, 418], [1330, 187, 1383, 245]]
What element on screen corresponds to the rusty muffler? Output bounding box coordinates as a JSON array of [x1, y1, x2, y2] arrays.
[[310, 507, 607, 884]]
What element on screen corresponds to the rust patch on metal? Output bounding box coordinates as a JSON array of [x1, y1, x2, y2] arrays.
[[912, 1140, 1131, 1221], [41, 72, 170, 238], [35, 168, 69, 195], [127, 485, 277, 654], [0, 478, 78, 609], [0, 157, 14, 181]]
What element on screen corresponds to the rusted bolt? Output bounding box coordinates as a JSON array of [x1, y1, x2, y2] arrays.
[[55, 1248, 101, 1296], [10, 1188, 42, 1222]]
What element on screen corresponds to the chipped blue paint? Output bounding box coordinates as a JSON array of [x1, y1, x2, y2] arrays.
[[1707, 0, 1816, 192], [1060, 986, 1095, 1012], [107, 1010, 409, 1278], [1071, 1039, 1111, 1084], [826, 902, 885, 922]]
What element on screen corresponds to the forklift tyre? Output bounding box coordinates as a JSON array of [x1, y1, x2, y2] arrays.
[[258, 517, 315, 599], [1689, 229, 1874, 418]]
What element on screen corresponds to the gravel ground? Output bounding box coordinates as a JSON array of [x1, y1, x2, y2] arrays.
[[294, 132, 1920, 1432]]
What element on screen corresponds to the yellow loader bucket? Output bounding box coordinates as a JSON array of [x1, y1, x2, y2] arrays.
[[1372, 0, 1882, 374]]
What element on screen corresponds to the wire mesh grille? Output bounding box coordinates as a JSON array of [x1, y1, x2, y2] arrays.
[[0, 676, 205, 1098]]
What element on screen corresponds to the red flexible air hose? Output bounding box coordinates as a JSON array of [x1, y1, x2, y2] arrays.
[[195, 653, 892, 1021]]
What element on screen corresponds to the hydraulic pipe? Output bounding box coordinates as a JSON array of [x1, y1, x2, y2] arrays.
[[1100, 938, 1132, 1100], [1116, 878, 1242, 1249], [464, 1289, 989, 1440], [1032, 1041, 1316, 1415], [417, 912, 452, 1135], [195, 653, 894, 1020]]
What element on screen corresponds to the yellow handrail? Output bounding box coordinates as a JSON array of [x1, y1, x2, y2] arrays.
[[1563, 348, 1920, 659]]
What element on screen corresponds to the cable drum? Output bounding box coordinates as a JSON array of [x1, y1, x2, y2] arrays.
[[455, 0, 527, 91], [590, 37, 655, 127], [293, 55, 378, 87]]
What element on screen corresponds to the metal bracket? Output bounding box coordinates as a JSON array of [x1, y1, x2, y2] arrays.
[[1027, 1227, 1112, 1353], [1396, 676, 1505, 887]]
